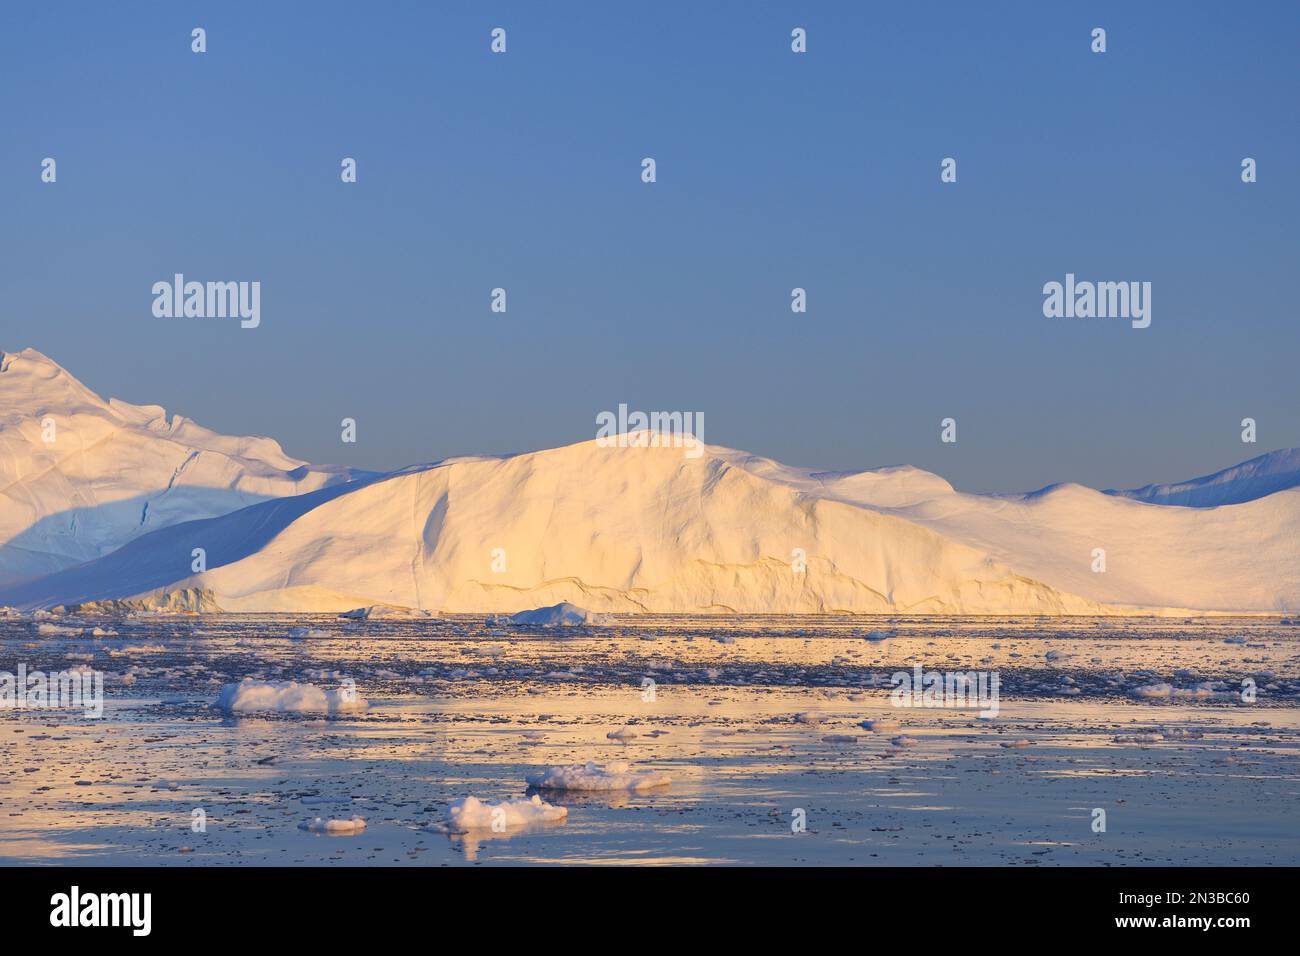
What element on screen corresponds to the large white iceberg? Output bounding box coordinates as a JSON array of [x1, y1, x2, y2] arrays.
[[6, 350, 1300, 617]]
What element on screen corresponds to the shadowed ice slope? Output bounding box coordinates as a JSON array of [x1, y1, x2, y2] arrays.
[[1105, 449, 1300, 507], [0, 348, 365, 587]]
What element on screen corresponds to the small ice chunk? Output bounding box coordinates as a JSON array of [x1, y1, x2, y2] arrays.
[[525, 761, 671, 791], [442, 794, 568, 833], [506, 603, 610, 627], [338, 605, 435, 620], [298, 816, 366, 834], [859, 717, 899, 732], [287, 627, 330, 639], [1130, 682, 1225, 700], [214, 678, 367, 714], [1113, 733, 1164, 744]]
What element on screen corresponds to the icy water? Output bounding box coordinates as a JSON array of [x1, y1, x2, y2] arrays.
[[1, 614, 1298, 865]]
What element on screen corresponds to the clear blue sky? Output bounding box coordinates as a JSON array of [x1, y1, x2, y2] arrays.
[[1, 1, 1296, 493]]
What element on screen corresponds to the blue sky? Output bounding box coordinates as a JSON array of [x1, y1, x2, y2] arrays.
[[1, 1, 1296, 492]]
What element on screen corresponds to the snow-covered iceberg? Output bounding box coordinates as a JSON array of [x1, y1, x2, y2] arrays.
[[4, 349, 1300, 616]]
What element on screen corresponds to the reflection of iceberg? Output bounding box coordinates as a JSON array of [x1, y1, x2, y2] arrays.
[[437, 823, 568, 863], [524, 787, 636, 810]]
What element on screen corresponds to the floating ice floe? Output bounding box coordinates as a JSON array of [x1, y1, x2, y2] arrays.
[[298, 816, 366, 834], [338, 605, 435, 620], [890, 735, 919, 748], [606, 727, 639, 740], [525, 760, 671, 791], [214, 678, 368, 714], [287, 627, 330, 639], [1159, 727, 1205, 740], [859, 718, 899, 732], [1130, 681, 1228, 700], [1113, 733, 1164, 744], [438, 795, 569, 833], [864, 630, 896, 642], [999, 739, 1034, 749], [35, 622, 81, 636], [822, 734, 858, 743], [505, 603, 610, 627]]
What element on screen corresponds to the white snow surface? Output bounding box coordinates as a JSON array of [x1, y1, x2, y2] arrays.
[[3, 351, 1298, 615]]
